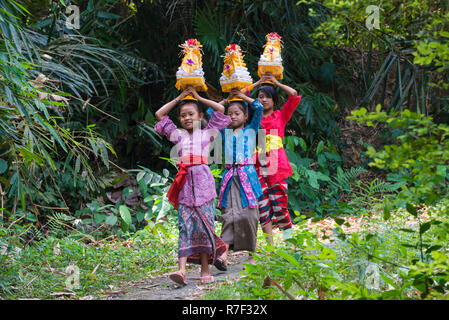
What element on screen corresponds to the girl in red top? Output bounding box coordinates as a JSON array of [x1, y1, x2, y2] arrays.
[[252, 73, 301, 243]]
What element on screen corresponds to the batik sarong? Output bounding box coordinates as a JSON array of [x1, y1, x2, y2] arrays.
[[178, 200, 227, 264]]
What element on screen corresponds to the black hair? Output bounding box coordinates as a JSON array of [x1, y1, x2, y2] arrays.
[[226, 100, 253, 125], [254, 85, 279, 152], [227, 100, 247, 114], [255, 84, 280, 108], [177, 100, 207, 129], [178, 100, 201, 113]]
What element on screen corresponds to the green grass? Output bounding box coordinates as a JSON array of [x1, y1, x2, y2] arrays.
[[0, 221, 178, 299], [202, 209, 447, 300], [2, 204, 448, 300]]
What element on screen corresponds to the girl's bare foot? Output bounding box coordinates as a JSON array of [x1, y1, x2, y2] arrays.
[[200, 253, 212, 278], [200, 274, 214, 284]]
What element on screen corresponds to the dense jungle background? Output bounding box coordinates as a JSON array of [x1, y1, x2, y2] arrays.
[[1, 0, 449, 300]]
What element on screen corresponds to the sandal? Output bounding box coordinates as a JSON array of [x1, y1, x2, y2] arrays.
[[200, 275, 214, 284], [214, 257, 228, 271], [169, 271, 187, 286]]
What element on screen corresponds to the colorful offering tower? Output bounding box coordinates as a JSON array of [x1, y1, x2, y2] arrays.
[[219, 44, 253, 95], [257, 32, 284, 80], [175, 38, 208, 97]]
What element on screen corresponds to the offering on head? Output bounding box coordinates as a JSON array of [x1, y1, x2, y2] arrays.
[[257, 32, 284, 81], [175, 38, 208, 93], [219, 43, 253, 95]]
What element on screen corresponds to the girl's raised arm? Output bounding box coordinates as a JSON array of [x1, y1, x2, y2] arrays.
[[230, 88, 254, 104], [191, 88, 225, 114], [240, 78, 263, 96], [155, 87, 193, 121], [259, 73, 301, 124], [248, 98, 264, 130], [262, 73, 298, 97]]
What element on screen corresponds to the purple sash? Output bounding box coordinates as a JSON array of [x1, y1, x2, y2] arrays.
[[218, 158, 257, 209]]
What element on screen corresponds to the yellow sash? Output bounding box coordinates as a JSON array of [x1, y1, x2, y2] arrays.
[[256, 134, 283, 154]]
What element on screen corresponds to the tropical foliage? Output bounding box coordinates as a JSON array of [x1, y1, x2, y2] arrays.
[[1, 0, 448, 300]]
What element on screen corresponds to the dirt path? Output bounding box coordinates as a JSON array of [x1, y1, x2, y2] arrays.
[[112, 251, 250, 300], [106, 212, 429, 300]]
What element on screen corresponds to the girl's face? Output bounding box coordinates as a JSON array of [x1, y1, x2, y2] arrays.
[[257, 91, 274, 112], [178, 103, 203, 132], [228, 103, 247, 129]]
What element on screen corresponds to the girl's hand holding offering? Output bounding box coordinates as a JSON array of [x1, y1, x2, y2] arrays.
[[176, 87, 192, 102], [229, 88, 241, 99], [261, 72, 279, 86], [189, 87, 201, 100], [230, 87, 254, 104], [260, 72, 297, 96]]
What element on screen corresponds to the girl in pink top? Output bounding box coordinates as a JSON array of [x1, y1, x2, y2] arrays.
[[154, 87, 231, 285], [252, 73, 301, 243]]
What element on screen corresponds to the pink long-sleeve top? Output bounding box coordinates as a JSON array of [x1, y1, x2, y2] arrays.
[[155, 112, 231, 207], [255, 94, 302, 186]]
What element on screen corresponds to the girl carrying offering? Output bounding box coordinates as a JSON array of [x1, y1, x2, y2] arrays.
[[238, 32, 302, 244], [206, 88, 263, 268], [154, 86, 231, 286], [253, 72, 301, 243]]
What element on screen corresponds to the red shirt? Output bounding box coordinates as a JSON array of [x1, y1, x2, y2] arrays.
[[255, 94, 302, 186]]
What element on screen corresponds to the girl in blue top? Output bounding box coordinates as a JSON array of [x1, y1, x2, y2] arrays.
[[207, 88, 263, 269]]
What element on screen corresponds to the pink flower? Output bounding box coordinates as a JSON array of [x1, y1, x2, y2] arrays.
[[226, 44, 239, 51], [267, 32, 281, 39], [269, 48, 274, 53], [186, 38, 197, 46]]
